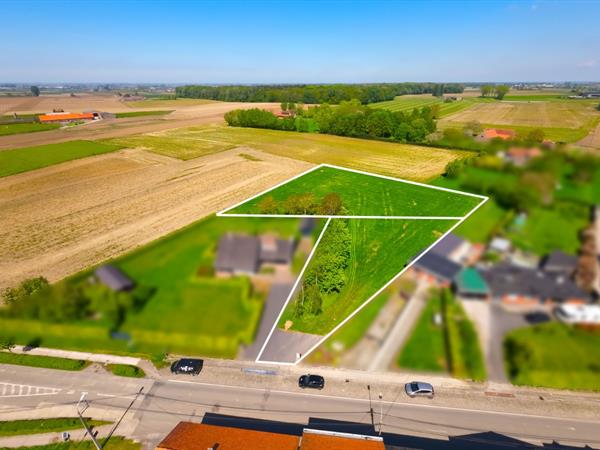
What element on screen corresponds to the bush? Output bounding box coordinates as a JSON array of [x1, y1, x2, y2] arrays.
[[107, 364, 145, 378]]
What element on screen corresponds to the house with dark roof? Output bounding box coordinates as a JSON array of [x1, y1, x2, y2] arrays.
[[540, 250, 578, 277], [411, 252, 462, 287], [214, 233, 296, 276], [94, 265, 135, 292], [481, 263, 590, 305], [429, 233, 477, 264]]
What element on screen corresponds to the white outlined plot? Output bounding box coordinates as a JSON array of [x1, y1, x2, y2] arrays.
[[218, 164, 487, 365]]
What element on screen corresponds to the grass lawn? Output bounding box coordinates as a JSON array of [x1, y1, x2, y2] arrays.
[[115, 110, 173, 118], [0, 140, 124, 178], [398, 290, 485, 380], [227, 166, 483, 217], [0, 122, 59, 136], [279, 219, 456, 335], [106, 364, 145, 378], [370, 95, 490, 118], [505, 323, 600, 391], [0, 418, 109, 437], [0, 352, 89, 371], [507, 206, 588, 255], [0, 437, 141, 450], [397, 291, 446, 373], [106, 125, 472, 182]]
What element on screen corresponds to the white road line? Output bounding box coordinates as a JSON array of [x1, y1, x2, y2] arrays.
[[0, 382, 60, 398], [166, 379, 600, 424]]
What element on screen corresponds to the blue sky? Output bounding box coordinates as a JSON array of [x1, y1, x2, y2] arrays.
[[2, 0, 599, 83]]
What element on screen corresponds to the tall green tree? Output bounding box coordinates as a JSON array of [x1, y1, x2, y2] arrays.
[[495, 85, 510, 100], [30, 85, 40, 97]]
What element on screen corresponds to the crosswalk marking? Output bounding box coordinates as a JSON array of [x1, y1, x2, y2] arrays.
[[0, 382, 60, 398]]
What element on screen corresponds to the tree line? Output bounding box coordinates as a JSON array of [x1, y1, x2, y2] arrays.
[[480, 84, 510, 100], [176, 83, 464, 105], [224, 99, 437, 143]]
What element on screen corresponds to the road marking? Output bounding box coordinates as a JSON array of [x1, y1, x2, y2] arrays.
[[0, 382, 60, 398], [167, 379, 600, 424]]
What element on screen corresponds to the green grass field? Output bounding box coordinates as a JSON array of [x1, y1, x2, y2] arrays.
[[0, 352, 89, 371], [115, 110, 173, 118], [106, 125, 471, 181], [125, 98, 217, 108], [0, 122, 60, 136], [370, 95, 488, 117], [0, 418, 109, 438], [279, 219, 456, 335], [505, 323, 600, 391], [227, 166, 483, 217], [106, 364, 145, 378], [398, 290, 485, 380], [0, 140, 124, 178]]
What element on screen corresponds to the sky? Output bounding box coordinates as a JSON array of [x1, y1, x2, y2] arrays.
[[1, 0, 599, 83]]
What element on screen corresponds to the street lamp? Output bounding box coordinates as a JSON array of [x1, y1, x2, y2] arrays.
[[76, 392, 102, 450], [378, 393, 383, 436]]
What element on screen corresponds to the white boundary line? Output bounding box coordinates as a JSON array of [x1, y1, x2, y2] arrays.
[[216, 163, 489, 365], [255, 218, 333, 363], [217, 163, 486, 217]]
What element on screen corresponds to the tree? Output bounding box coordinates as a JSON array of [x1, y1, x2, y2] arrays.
[[280, 102, 288, 112], [319, 193, 343, 215], [495, 85, 510, 100], [525, 128, 545, 144], [258, 196, 279, 214], [2, 276, 49, 306], [283, 193, 316, 214], [480, 85, 494, 97], [596, 102, 600, 111], [0, 337, 15, 353], [30, 85, 40, 97], [463, 121, 483, 136]]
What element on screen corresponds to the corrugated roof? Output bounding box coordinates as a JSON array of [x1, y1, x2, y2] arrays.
[[94, 265, 134, 292], [157, 422, 300, 450], [39, 112, 95, 122]]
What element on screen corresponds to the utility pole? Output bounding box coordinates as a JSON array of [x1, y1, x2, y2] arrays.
[[378, 392, 384, 436], [367, 385, 374, 431], [77, 392, 102, 450]]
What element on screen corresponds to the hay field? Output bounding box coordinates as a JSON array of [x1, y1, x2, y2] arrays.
[[108, 125, 470, 181], [0, 93, 136, 114], [0, 148, 311, 290], [442, 100, 599, 129]]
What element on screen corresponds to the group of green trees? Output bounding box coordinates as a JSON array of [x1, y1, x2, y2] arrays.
[[258, 192, 343, 215], [480, 84, 510, 100], [225, 99, 437, 143], [2, 277, 154, 332], [294, 219, 351, 318], [176, 83, 463, 105]]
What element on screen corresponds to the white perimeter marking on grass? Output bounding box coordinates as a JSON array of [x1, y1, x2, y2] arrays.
[[216, 163, 488, 365]]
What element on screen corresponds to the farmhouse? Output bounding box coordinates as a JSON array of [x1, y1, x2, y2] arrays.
[[428, 232, 477, 264], [479, 128, 516, 141], [94, 265, 135, 292], [540, 250, 578, 277], [411, 252, 462, 287], [214, 233, 295, 276], [38, 112, 98, 123], [504, 147, 542, 166]]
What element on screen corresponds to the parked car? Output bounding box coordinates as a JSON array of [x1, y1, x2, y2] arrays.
[[170, 358, 203, 375], [298, 374, 325, 389], [524, 311, 551, 324], [405, 381, 434, 398]]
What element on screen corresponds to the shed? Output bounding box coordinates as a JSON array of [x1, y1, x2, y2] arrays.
[[95, 265, 135, 292]]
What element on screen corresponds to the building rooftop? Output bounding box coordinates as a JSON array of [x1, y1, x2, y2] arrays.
[[94, 265, 134, 292], [429, 233, 465, 258], [454, 267, 489, 295], [300, 428, 385, 450], [414, 252, 462, 281], [541, 250, 578, 275], [214, 234, 260, 274], [157, 422, 300, 450], [482, 128, 515, 140]]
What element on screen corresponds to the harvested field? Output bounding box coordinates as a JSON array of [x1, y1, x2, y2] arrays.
[[0, 148, 311, 290], [0, 102, 278, 150], [577, 121, 600, 150], [441, 100, 599, 129], [107, 125, 470, 181], [0, 93, 134, 115]]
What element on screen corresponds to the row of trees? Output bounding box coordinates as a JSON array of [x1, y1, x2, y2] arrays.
[[258, 192, 343, 215], [225, 100, 437, 143], [176, 83, 464, 105], [480, 84, 510, 100], [294, 219, 351, 318]]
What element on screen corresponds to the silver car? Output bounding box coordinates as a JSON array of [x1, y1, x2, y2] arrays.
[[405, 381, 434, 398]]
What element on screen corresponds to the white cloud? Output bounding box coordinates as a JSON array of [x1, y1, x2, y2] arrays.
[[578, 59, 599, 68]]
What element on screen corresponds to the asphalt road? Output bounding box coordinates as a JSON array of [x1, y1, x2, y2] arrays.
[[1, 363, 599, 449]]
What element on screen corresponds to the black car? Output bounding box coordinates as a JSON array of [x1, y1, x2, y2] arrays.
[[298, 374, 325, 389], [170, 358, 203, 375]]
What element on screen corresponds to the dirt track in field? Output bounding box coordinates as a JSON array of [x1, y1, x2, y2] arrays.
[[0, 100, 279, 150], [577, 121, 600, 150], [0, 148, 312, 290]]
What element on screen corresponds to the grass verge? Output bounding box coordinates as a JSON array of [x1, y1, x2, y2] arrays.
[[0, 418, 109, 438], [0, 352, 89, 371], [0, 436, 140, 449], [106, 364, 145, 378], [115, 110, 172, 118]]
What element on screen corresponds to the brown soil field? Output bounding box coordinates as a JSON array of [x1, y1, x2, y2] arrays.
[[442, 101, 597, 129], [0, 93, 137, 115], [0, 101, 279, 150], [0, 148, 311, 290], [577, 121, 600, 150]]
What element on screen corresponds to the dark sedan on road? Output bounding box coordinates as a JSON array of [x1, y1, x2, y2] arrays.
[[405, 381, 434, 398], [298, 374, 325, 389], [170, 358, 203, 375]]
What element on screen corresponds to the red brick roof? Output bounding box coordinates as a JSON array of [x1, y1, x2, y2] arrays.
[[156, 422, 300, 450], [482, 128, 515, 140]]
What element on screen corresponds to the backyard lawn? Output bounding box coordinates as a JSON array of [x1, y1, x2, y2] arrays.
[[226, 165, 483, 217], [505, 323, 600, 391], [278, 219, 456, 335], [0, 140, 124, 177]]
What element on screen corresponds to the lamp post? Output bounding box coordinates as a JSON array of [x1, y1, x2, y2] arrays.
[[367, 385, 375, 430], [77, 392, 102, 450], [378, 393, 383, 436]]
